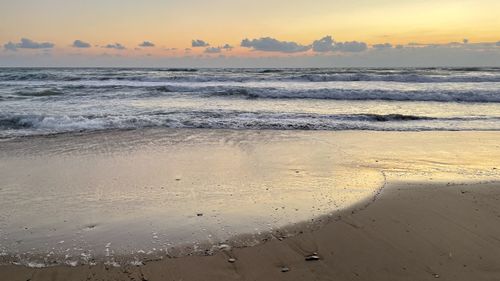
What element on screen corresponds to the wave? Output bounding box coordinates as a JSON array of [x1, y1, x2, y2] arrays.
[[161, 68, 198, 72], [2, 68, 500, 83], [258, 69, 285, 73], [15, 89, 65, 97], [205, 87, 500, 103], [4, 83, 500, 103], [284, 73, 500, 83], [1, 112, 498, 137]]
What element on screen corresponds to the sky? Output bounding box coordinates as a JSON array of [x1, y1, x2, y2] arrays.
[[1, 0, 500, 67]]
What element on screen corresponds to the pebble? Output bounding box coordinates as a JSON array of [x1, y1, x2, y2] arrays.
[[218, 244, 231, 251], [197, 213, 203, 217], [281, 266, 290, 272], [305, 254, 320, 261], [228, 258, 236, 263]]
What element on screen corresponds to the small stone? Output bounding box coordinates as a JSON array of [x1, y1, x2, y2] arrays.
[[305, 254, 320, 261], [218, 244, 231, 251], [197, 213, 203, 217], [433, 273, 440, 278], [228, 258, 236, 263], [281, 266, 290, 272], [175, 178, 181, 181]]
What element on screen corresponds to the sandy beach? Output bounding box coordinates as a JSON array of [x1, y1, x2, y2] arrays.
[[2, 181, 500, 280], [0, 130, 499, 280]]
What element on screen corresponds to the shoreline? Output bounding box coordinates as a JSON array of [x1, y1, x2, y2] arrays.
[[2, 180, 500, 280], [2, 127, 500, 142], [1, 129, 499, 280]]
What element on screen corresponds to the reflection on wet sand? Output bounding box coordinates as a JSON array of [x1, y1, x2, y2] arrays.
[[0, 129, 499, 267]]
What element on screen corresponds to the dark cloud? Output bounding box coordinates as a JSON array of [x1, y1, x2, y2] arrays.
[[192, 39, 209, 47], [497, 41, 500, 47], [72, 40, 91, 48], [204, 47, 221, 54], [463, 38, 469, 44], [3, 42, 17, 51], [395, 44, 404, 49], [222, 44, 233, 50], [104, 43, 126, 50], [311, 36, 335, 52], [4, 38, 55, 51], [373, 43, 393, 49], [334, 41, 368, 52], [312, 36, 367, 53], [139, 41, 155, 47], [241, 37, 310, 53]]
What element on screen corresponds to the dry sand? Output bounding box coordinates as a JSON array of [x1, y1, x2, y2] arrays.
[[2, 180, 500, 281]]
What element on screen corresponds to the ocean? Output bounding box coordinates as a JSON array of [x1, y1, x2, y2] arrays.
[[1, 67, 500, 138]]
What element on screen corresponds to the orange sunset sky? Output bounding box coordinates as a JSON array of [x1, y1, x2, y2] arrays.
[[1, 0, 499, 66]]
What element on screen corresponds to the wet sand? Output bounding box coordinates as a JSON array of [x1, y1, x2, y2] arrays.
[[0, 129, 385, 264], [1, 130, 500, 280], [2, 180, 500, 280]]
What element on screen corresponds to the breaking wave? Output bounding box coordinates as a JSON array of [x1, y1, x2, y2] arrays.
[[1, 112, 498, 137], [1, 68, 500, 137]]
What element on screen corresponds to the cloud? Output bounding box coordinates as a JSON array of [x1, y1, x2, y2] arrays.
[[241, 37, 310, 53], [407, 42, 425, 46], [192, 39, 209, 47], [204, 44, 233, 54], [463, 38, 469, 44], [373, 43, 393, 49], [4, 42, 17, 51], [104, 43, 126, 50], [4, 38, 55, 51], [311, 36, 367, 53], [311, 36, 335, 52], [204, 47, 221, 54], [395, 44, 404, 49], [139, 41, 155, 47], [3, 40, 500, 68], [496, 41, 500, 47], [72, 40, 91, 48], [334, 41, 368, 52]]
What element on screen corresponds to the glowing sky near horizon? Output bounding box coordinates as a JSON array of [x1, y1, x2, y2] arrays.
[[1, 0, 500, 66]]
